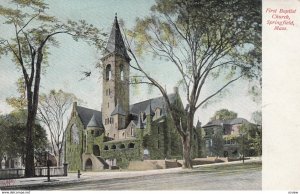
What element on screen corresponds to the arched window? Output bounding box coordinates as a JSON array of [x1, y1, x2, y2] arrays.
[[104, 145, 109, 150], [93, 145, 100, 156], [120, 64, 124, 81], [106, 64, 112, 81], [122, 132, 125, 137], [128, 143, 135, 148], [71, 124, 79, 144]]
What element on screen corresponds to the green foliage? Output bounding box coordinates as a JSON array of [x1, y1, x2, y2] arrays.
[[6, 78, 27, 110], [238, 123, 262, 156], [211, 131, 224, 157], [251, 110, 262, 125], [0, 110, 48, 160], [210, 109, 238, 121]]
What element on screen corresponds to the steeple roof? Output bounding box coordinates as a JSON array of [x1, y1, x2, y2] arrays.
[[87, 114, 100, 128], [136, 113, 144, 129], [111, 103, 127, 116], [102, 14, 130, 61]]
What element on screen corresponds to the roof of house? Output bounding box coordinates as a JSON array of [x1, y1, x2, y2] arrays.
[[102, 15, 130, 61], [76, 106, 103, 129], [202, 118, 249, 128]]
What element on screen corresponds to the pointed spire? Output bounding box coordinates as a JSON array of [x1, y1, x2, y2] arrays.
[[87, 114, 100, 128], [102, 14, 130, 61], [136, 113, 144, 129], [145, 100, 155, 116], [196, 119, 202, 128]]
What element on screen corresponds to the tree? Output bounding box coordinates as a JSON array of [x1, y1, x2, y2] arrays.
[[211, 131, 224, 157], [0, 110, 48, 168], [0, 1, 104, 176], [251, 110, 262, 125], [239, 123, 262, 156], [37, 89, 79, 166], [125, 0, 261, 168], [210, 109, 237, 121]]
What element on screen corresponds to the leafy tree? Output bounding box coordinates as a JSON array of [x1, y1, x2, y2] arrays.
[[37, 89, 80, 166], [238, 123, 261, 156], [210, 109, 238, 121], [211, 131, 224, 157], [251, 110, 262, 125], [0, 0, 104, 176], [0, 110, 48, 168], [125, 0, 261, 168]]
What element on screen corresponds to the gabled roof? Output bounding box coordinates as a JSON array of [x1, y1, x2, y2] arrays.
[[202, 117, 249, 128], [102, 15, 130, 61], [76, 106, 103, 129], [87, 114, 100, 128], [130, 93, 176, 115], [111, 103, 127, 116]]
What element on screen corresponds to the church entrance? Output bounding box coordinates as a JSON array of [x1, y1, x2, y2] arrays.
[[85, 158, 93, 171]]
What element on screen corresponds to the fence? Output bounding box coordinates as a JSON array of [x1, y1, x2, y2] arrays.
[[0, 166, 66, 180]]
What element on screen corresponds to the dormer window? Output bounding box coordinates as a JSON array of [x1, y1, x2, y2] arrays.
[[106, 64, 112, 81]]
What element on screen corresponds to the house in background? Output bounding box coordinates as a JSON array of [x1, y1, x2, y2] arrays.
[[202, 117, 259, 158]]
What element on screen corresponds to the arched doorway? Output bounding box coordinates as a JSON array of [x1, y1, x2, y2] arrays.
[[85, 158, 93, 171]]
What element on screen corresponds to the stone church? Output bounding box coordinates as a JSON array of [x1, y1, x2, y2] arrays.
[[65, 16, 202, 171]]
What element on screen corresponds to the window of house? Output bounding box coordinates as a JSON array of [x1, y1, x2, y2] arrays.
[[122, 132, 125, 137], [91, 130, 94, 135], [111, 145, 116, 149], [157, 140, 160, 149], [205, 140, 210, 148], [104, 145, 109, 150], [106, 64, 111, 81]]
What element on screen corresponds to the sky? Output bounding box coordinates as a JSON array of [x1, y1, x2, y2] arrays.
[[0, 0, 261, 125]]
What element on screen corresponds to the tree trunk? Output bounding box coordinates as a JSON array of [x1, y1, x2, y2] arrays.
[[25, 110, 35, 177], [181, 134, 193, 168], [24, 51, 43, 177]]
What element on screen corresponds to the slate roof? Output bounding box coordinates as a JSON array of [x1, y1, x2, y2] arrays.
[[130, 93, 176, 115], [76, 106, 103, 129], [202, 118, 249, 128], [87, 114, 100, 128], [111, 103, 127, 116], [75, 93, 177, 129], [102, 15, 130, 61]]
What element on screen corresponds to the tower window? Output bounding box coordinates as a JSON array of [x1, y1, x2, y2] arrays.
[[106, 64, 112, 81], [120, 64, 124, 81]]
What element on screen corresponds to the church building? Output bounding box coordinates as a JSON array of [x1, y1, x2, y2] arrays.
[[64, 16, 202, 171]]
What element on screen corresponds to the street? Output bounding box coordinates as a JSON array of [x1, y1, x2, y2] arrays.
[[37, 162, 261, 190]]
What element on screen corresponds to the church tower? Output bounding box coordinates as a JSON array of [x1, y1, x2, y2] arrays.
[[101, 15, 130, 138]]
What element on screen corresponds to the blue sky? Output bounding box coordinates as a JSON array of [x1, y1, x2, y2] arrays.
[[0, 0, 260, 125]]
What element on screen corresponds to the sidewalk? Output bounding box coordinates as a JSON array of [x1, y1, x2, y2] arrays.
[[0, 157, 261, 190]]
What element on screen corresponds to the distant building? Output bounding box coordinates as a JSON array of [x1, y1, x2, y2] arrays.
[[202, 118, 258, 157], [64, 16, 202, 171]]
